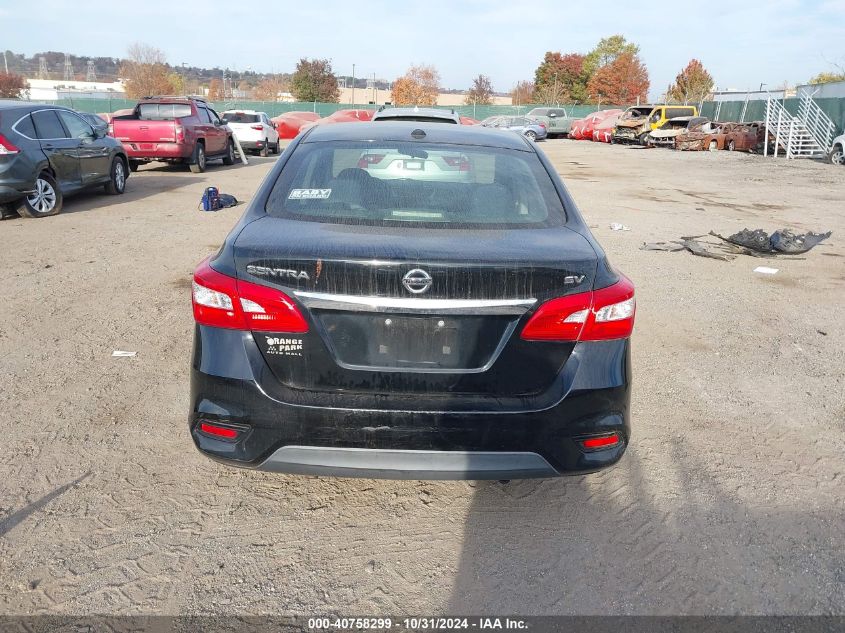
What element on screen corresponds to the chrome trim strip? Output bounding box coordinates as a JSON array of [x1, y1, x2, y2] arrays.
[[294, 291, 537, 315]]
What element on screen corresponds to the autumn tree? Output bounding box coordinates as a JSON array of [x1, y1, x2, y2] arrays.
[[534, 52, 588, 103], [583, 35, 640, 76], [121, 43, 180, 99], [586, 52, 649, 105], [253, 76, 288, 101], [808, 71, 845, 84], [465, 74, 494, 105], [290, 58, 339, 103], [207, 78, 224, 101], [666, 59, 713, 104], [510, 80, 534, 105], [0, 72, 27, 98], [391, 64, 441, 106]]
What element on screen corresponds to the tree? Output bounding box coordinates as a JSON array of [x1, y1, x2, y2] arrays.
[[586, 52, 649, 105], [583, 35, 639, 76], [253, 76, 288, 101], [207, 78, 224, 101], [808, 71, 845, 85], [290, 58, 339, 103], [120, 43, 180, 99], [465, 74, 494, 105], [534, 52, 588, 103], [391, 64, 441, 106], [510, 80, 534, 106], [666, 59, 713, 104], [0, 72, 27, 98]]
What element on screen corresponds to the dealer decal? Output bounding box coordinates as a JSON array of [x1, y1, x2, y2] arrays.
[[264, 336, 304, 357], [288, 188, 331, 200]]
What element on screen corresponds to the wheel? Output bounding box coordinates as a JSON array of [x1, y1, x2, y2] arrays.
[[708, 139, 718, 152], [104, 158, 127, 195], [128, 160, 140, 172], [259, 139, 269, 157], [189, 143, 206, 173], [222, 139, 236, 165], [524, 130, 537, 141], [727, 139, 736, 151], [638, 133, 649, 145], [17, 172, 63, 218], [829, 145, 845, 166], [272, 138, 281, 154]]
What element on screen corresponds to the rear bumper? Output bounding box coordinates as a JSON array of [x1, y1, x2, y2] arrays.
[[189, 325, 631, 479], [120, 142, 191, 160], [0, 184, 31, 204], [238, 139, 267, 150]]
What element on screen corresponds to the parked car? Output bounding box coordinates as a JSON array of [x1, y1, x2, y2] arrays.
[[482, 116, 547, 141], [580, 109, 623, 141], [110, 96, 235, 173], [79, 112, 109, 134], [612, 104, 699, 144], [827, 132, 844, 165], [221, 110, 280, 157], [272, 111, 321, 140], [0, 102, 128, 218], [568, 117, 588, 140], [592, 112, 623, 143], [675, 120, 732, 151], [647, 116, 710, 148], [372, 106, 460, 124], [525, 107, 577, 137], [189, 121, 635, 479], [724, 121, 768, 152]]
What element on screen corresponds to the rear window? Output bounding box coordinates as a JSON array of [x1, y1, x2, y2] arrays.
[[224, 112, 260, 123], [138, 103, 193, 120], [266, 141, 564, 228], [374, 115, 458, 124]]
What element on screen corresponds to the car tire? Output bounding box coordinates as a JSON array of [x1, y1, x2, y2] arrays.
[[524, 130, 537, 141], [17, 172, 63, 218], [259, 139, 269, 157], [638, 133, 649, 145], [272, 139, 281, 154], [222, 139, 236, 165], [828, 144, 845, 166], [128, 160, 140, 172], [727, 139, 736, 151], [104, 157, 127, 195], [708, 139, 718, 152], [189, 143, 207, 173]]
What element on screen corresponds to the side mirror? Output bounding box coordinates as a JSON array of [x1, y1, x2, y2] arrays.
[[219, 118, 228, 125], [93, 127, 106, 139]]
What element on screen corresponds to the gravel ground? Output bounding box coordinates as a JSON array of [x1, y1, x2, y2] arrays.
[[0, 140, 843, 616]]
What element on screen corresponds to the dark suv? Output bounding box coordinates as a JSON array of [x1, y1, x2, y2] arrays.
[[0, 101, 128, 218], [190, 122, 635, 479]]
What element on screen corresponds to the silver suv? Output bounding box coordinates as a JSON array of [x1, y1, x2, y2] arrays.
[[372, 106, 460, 124]]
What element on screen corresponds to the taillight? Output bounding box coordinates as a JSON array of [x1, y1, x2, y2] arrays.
[[356, 154, 385, 169], [442, 155, 472, 171], [581, 433, 620, 450], [0, 133, 20, 155], [107, 122, 114, 137], [539, 123, 546, 129], [520, 275, 635, 342], [175, 124, 185, 143], [191, 258, 309, 332], [251, 124, 263, 130], [199, 421, 239, 439]]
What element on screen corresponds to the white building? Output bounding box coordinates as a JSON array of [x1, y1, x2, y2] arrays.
[[25, 78, 127, 100]]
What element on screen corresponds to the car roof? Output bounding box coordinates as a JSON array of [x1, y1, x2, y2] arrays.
[[0, 101, 72, 112], [374, 107, 458, 119], [302, 121, 531, 150], [222, 109, 263, 114]]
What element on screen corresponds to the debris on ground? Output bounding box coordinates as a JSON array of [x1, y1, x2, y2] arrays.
[[753, 266, 779, 275], [112, 350, 137, 358], [711, 228, 832, 254], [610, 223, 631, 231], [642, 228, 831, 261]]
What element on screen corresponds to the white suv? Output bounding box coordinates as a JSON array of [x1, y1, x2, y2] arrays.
[[829, 133, 845, 166], [221, 110, 280, 156]]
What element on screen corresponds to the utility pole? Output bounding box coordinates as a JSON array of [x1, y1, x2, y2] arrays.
[[86, 60, 97, 82], [63, 54, 73, 81], [351, 64, 355, 107], [372, 73, 376, 105], [3, 51, 7, 74], [38, 56, 49, 80]]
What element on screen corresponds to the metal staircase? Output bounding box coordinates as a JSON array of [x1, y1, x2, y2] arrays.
[[764, 89, 836, 159]]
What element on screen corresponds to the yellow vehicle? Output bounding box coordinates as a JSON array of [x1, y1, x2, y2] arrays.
[[612, 104, 699, 144]]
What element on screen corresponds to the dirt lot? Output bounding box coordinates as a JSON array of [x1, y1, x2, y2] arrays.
[[1, 140, 843, 616]]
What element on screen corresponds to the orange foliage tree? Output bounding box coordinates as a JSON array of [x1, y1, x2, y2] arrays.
[[391, 65, 440, 106], [586, 52, 649, 105]]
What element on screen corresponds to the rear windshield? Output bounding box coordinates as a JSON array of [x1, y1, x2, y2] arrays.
[[265, 141, 564, 228], [138, 103, 192, 120], [374, 115, 458, 124], [224, 112, 260, 123]]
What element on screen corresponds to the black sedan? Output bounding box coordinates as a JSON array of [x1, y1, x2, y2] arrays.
[[0, 102, 128, 218], [190, 122, 635, 479]]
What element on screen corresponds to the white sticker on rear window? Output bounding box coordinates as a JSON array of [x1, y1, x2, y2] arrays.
[[288, 188, 331, 200]]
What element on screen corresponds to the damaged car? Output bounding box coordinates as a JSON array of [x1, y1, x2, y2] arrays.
[[647, 116, 709, 148], [725, 121, 769, 153], [675, 120, 734, 152], [612, 104, 698, 145]]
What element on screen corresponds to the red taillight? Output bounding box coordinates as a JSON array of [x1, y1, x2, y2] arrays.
[[191, 257, 309, 333], [175, 124, 185, 143], [199, 421, 239, 439], [520, 275, 635, 342], [539, 123, 546, 129], [107, 122, 114, 137], [442, 155, 472, 171], [356, 154, 385, 168], [250, 124, 263, 130], [581, 433, 620, 449], [0, 133, 20, 155]]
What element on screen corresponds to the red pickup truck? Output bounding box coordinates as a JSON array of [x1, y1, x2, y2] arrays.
[[109, 96, 235, 173]]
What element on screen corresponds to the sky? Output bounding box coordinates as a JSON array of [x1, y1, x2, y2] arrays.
[[1, 0, 844, 99]]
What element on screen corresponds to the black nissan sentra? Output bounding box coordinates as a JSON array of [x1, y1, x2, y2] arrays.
[[190, 122, 635, 479]]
